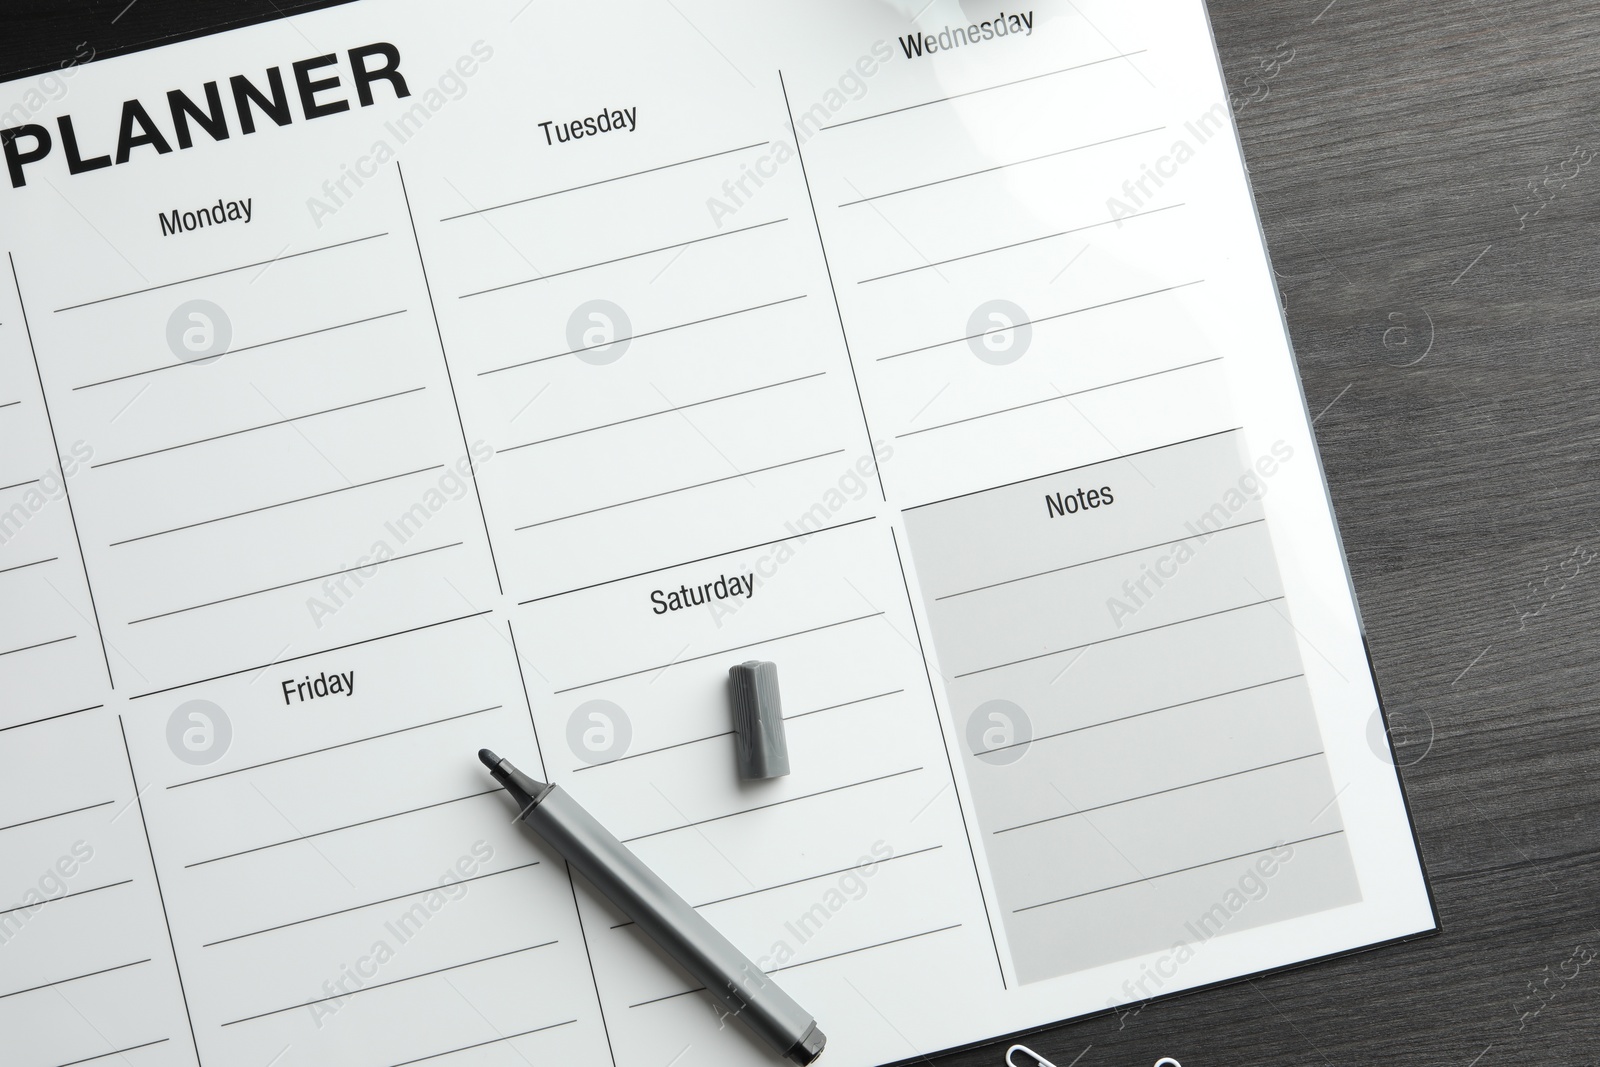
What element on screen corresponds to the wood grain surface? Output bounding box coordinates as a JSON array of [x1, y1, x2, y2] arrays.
[[3, 2, 1595, 1065]]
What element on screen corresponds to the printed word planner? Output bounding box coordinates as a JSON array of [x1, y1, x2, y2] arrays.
[[0, 2, 1436, 1065]]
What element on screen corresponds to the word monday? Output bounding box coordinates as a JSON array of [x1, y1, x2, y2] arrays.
[[1, 43, 410, 188]]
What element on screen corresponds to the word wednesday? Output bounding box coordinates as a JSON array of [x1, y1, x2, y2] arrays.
[[651, 572, 754, 614], [160, 197, 252, 236], [1, 43, 409, 188], [899, 11, 1034, 58]]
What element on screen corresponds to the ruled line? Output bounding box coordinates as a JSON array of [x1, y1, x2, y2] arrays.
[[0, 400, 19, 409], [820, 53, 1149, 130], [0, 634, 75, 657], [937, 517, 1266, 600], [780, 69, 888, 502], [1014, 831, 1346, 914], [11, 253, 113, 686], [506, 618, 550, 780], [460, 218, 789, 299], [127, 542, 461, 625], [776, 923, 961, 971], [0, 477, 42, 493], [479, 295, 807, 376], [52, 1037, 171, 1067], [221, 942, 559, 1026], [954, 596, 1286, 679], [397, 160, 506, 597], [621, 767, 921, 844], [861, 203, 1184, 282], [560, 860, 618, 1067], [54, 233, 388, 312], [186, 789, 500, 868], [982, 674, 1306, 762], [499, 372, 825, 454], [899, 359, 1222, 439], [904, 427, 1240, 512], [995, 751, 1325, 835], [0, 703, 102, 734], [109, 465, 445, 547], [515, 450, 843, 531], [130, 610, 490, 700], [889, 527, 1008, 988], [203, 862, 539, 947], [574, 689, 903, 773], [611, 844, 941, 928], [0, 879, 132, 917], [879, 281, 1205, 361], [841, 127, 1166, 207], [0, 959, 149, 1002], [170, 705, 499, 789], [553, 611, 882, 694], [520, 516, 872, 605], [440, 141, 768, 221], [579, 728, 736, 772], [0, 555, 58, 575], [627, 924, 961, 1007], [0, 800, 113, 835], [72, 310, 408, 391], [116, 716, 202, 1059], [385, 1020, 576, 1067], [91, 386, 425, 468]]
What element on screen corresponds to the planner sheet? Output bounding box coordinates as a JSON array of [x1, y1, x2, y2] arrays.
[[0, 1, 1437, 1064]]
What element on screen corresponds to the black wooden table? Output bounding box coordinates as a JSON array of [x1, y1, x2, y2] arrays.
[[4, 2, 1595, 1064]]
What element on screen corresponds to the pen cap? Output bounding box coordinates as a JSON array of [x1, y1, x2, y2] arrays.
[[728, 660, 790, 779]]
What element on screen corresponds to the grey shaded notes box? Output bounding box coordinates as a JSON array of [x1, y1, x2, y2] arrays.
[[901, 430, 1361, 983]]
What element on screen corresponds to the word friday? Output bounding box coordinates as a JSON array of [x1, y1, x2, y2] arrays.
[[281, 670, 356, 705]]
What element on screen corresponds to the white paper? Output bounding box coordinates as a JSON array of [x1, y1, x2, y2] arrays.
[[0, 2, 1435, 1064]]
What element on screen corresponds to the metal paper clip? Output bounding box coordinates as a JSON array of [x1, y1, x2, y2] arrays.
[[1006, 1046, 1058, 1067]]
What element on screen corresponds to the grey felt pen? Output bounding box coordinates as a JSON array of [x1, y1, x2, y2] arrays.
[[478, 749, 827, 1064]]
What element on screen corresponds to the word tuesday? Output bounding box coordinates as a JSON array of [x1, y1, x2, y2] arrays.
[[538, 106, 637, 146], [651, 573, 754, 614]]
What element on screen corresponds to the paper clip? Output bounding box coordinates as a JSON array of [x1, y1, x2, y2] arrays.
[[1005, 1046, 1181, 1067]]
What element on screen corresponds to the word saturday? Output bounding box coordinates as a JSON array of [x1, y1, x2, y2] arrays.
[[651, 572, 754, 614]]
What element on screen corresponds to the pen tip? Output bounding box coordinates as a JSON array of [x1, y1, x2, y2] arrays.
[[478, 748, 501, 769]]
